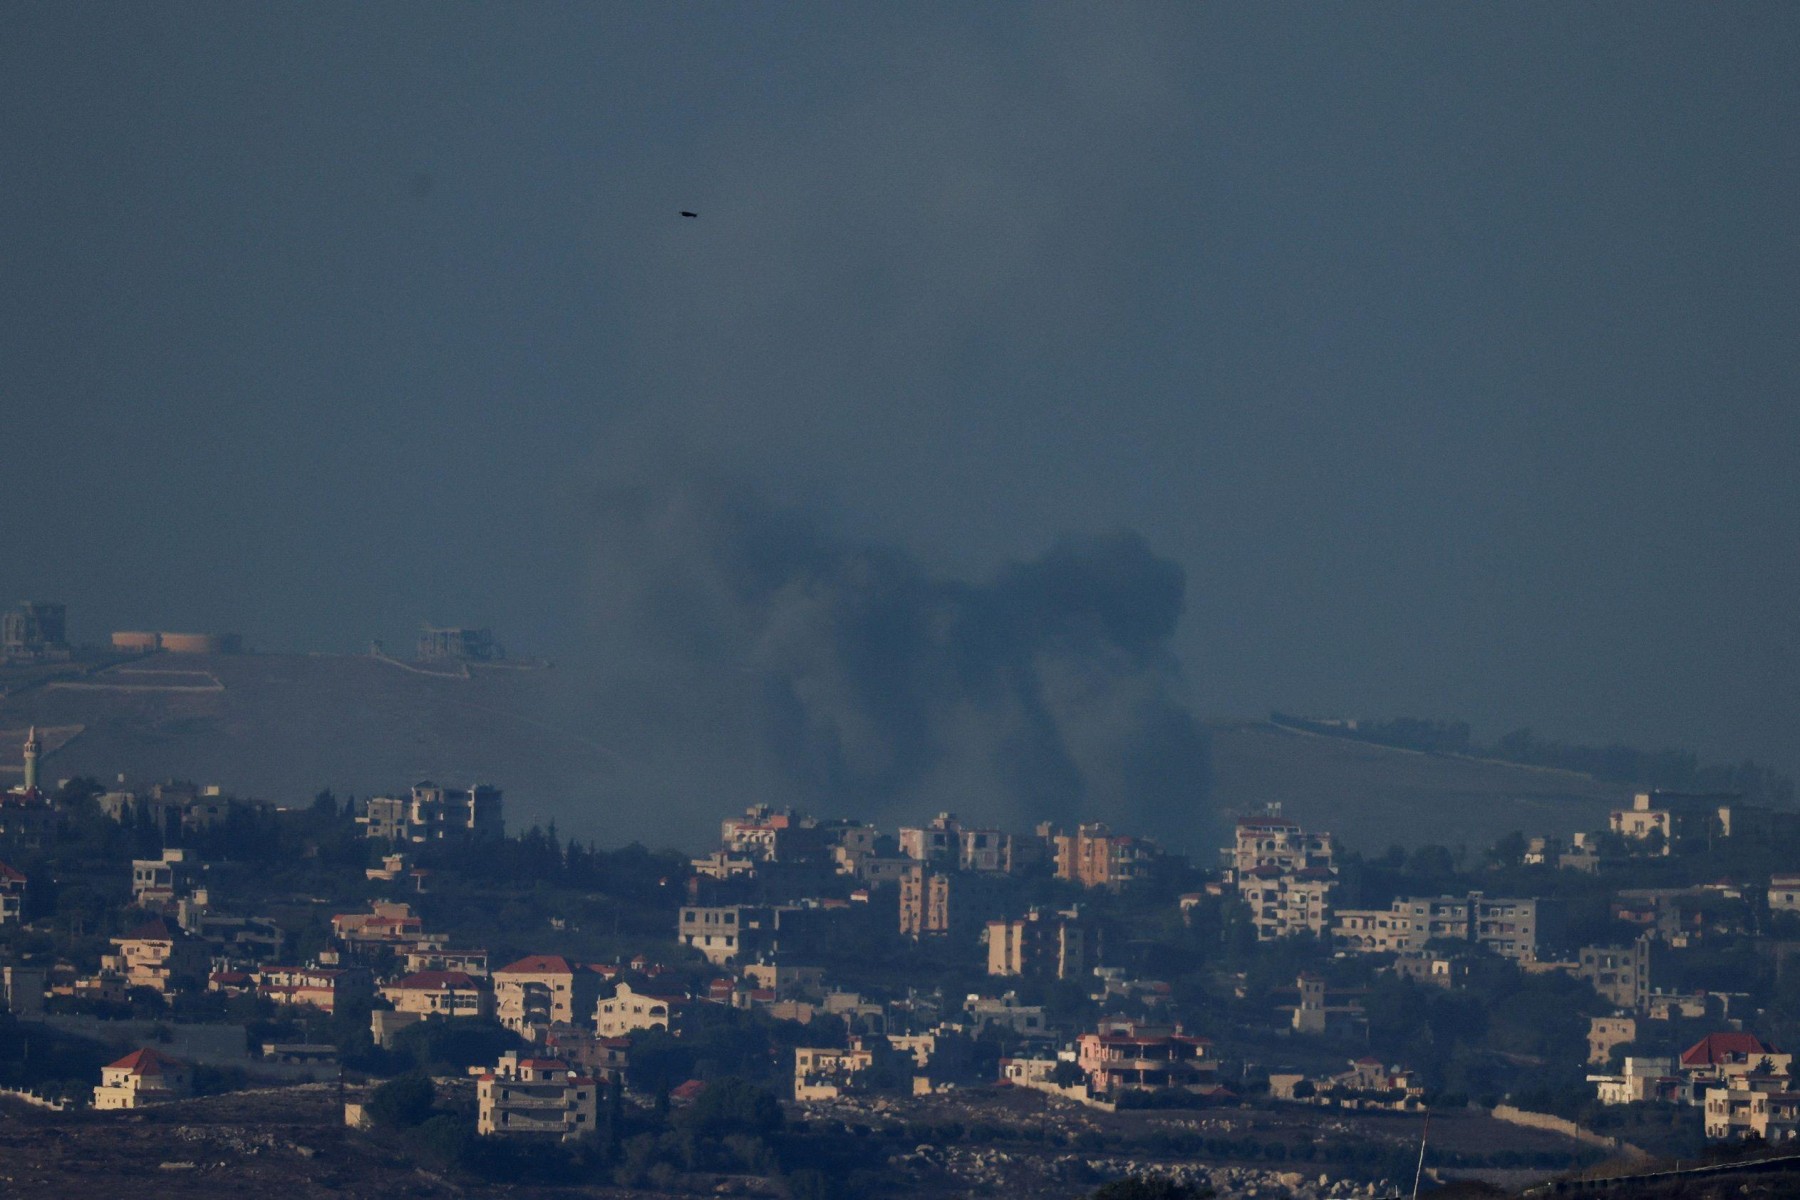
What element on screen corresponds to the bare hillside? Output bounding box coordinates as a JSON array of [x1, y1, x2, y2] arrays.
[[1, 654, 1626, 854], [1208, 719, 1629, 853]]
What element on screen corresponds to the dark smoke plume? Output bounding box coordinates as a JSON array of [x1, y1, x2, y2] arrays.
[[580, 470, 1211, 846]]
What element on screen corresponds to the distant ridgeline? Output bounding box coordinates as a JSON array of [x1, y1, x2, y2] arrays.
[[1268, 712, 1796, 807]]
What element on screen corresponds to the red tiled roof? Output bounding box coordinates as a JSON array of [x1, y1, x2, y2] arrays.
[[495, 954, 575, 976], [389, 970, 481, 991], [670, 1079, 708, 1101], [119, 918, 179, 942], [1681, 1032, 1774, 1066], [0, 860, 26, 883], [107, 1047, 183, 1076]]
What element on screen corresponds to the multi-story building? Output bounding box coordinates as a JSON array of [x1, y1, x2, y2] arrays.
[[794, 1042, 877, 1101], [677, 905, 775, 967], [476, 1052, 598, 1142], [1588, 1056, 1687, 1106], [255, 965, 372, 1014], [331, 901, 442, 955], [1680, 1032, 1792, 1088], [1578, 939, 1657, 1011], [1609, 792, 1735, 854], [986, 909, 1089, 980], [899, 813, 962, 865], [380, 970, 491, 1019], [1291, 972, 1368, 1037], [492, 955, 603, 1035], [594, 982, 683, 1037], [1076, 1019, 1215, 1097], [1770, 875, 1800, 917], [1335, 894, 1556, 961], [1705, 1083, 1800, 1142], [1589, 1016, 1639, 1066], [402, 947, 489, 978], [1240, 866, 1336, 941], [358, 782, 503, 843], [1228, 815, 1336, 877], [958, 828, 1014, 873], [1226, 816, 1336, 939], [131, 848, 202, 909], [103, 919, 208, 994], [899, 864, 951, 938], [1055, 823, 1159, 889], [718, 806, 832, 864], [964, 992, 1049, 1038], [92, 1047, 190, 1110]]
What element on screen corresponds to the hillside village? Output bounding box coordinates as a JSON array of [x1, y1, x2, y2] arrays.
[[1, 713, 1798, 1196]]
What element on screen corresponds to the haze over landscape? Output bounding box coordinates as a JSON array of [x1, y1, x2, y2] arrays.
[[4, 4, 1798, 831]]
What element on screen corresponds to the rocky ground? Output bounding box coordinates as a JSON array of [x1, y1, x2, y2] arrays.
[[0, 1081, 1589, 1199]]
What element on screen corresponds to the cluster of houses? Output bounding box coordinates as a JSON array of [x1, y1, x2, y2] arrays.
[[5, 721, 1800, 1150]]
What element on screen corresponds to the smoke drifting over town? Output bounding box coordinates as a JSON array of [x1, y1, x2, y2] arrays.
[[578, 467, 1211, 843]]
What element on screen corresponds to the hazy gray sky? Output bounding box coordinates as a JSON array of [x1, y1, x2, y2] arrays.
[[4, 3, 1797, 779]]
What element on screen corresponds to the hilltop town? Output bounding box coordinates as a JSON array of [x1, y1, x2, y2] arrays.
[[1, 678, 1799, 1199]]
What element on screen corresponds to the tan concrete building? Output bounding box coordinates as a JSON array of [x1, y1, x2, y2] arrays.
[[358, 782, 503, 843], [1578, 939, 1657, 1011], [594, 982, 682, 1037], [1589, 1015, 1639, 1066], [103, 919, 208, 994], [255, 965, 371, 1015], [1054, 823, 1159, 889], [986, 909, 1088, 980], [93, 1047, 191, 1110], [899, 813, 961, 864], [131, 848, 202, 909], [794, 1042, 877, 1101], [477, 1051, 598, 1142], [492, 955, 602, 1035], [1609, 792, 1734, 854], [678, 905, 775, 966], [380, 970, 491, 1019], [899, 864, 950, 937]]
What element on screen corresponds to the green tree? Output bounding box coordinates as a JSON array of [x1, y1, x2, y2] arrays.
[[367, 1072, 436, 1129], [679, 1076, 783, 1138]]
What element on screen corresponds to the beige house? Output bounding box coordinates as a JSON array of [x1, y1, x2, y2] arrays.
[[380, 970, 491, 1019], [477, 1051, 598, 1142], [794, 1043, 876, 1101], [93, 1047, 191, 1110], [594, 982, 682, 1037], [102, 919, 208, 994], [492, 955, 601, 1035], [255, 965, 371, 1015], [1705, 1080, 1800, 1142]]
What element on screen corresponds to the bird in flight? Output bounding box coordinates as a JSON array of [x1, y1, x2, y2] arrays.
[[680, 211, 698, 218]]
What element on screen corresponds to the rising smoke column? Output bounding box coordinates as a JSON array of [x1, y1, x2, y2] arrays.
[[585, 469, 1211, 843]]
